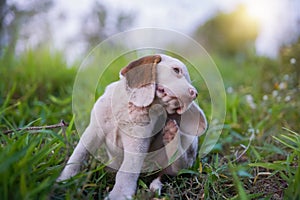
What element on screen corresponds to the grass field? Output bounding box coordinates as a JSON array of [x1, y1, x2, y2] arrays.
[[0, 48, 299, 200]]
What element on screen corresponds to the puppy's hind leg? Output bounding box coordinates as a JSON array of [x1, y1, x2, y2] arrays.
[[57, 138, 89, 181], [57, 111, 104, 182]]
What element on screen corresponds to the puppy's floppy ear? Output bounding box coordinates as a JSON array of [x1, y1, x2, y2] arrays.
[[179, 102, 207, 136], [120, 55, 162, 107]]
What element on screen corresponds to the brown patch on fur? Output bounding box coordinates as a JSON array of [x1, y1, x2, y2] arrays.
[[128, 102, 150, 125]]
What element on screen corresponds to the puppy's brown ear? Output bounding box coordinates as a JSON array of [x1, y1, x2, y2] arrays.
[[120, 55, 162, 107]]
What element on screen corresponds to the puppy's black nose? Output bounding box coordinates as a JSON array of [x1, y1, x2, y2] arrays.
[[189, 88, 198, 100]]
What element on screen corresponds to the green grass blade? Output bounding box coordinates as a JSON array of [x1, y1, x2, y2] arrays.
[[228, 162, 249, 200]]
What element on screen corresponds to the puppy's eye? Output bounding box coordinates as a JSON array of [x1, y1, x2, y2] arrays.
[[173, 67, 180, 74]]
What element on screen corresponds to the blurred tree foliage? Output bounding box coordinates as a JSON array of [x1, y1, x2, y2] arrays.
[[0, 0, 133, 61], [195, 5, 259, 56], [0, 0, 53, 59], [79, 1, 134, 49]]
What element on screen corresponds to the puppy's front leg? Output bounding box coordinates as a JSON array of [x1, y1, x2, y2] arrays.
[[108, 104, 166, 200], [108, 134, 151, 200]]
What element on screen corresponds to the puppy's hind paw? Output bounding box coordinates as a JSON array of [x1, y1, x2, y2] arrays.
[[162, 119, 178, 145], [150, 177, 163, 196]]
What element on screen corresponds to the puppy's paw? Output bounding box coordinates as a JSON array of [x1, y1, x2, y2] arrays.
[[162, 119, 178, 145], [106, 193, 132, 200], [150, 177, 163, 196], [156, 86, 180, 114], [128, 102, 150, 125], [165, 99, 180, 114]]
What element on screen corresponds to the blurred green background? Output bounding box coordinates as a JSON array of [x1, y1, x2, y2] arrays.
[[0, 1, 299, 199]]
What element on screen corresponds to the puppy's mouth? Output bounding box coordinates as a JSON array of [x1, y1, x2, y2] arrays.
[[156, 85, 185, 114], [176, 106, 185, 115]]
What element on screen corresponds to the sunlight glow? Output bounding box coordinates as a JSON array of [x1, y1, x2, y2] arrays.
[[244, 0, 273, 24]]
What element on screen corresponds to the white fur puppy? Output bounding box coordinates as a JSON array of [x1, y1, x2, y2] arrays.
[[57, 54, 207, 200]]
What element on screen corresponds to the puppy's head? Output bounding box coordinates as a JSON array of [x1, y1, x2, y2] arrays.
[[156, 54, 198, 114], [120, 54, 197, 114]]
